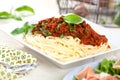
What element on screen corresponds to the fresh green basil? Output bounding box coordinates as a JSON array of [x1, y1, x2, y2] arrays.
[[70, 29, 77, 33], [12, 15, 22, 21], [40, 28, 51, 36], [11, 22, 35, 35], [59, 34, 64, 38], [15, 5, 35, 14], [0, 11, 13, 19], [0, 5, 35, 21], [11, 27, 24, 35], [63, 13, 83, 24], [0, 11, 22, 21]]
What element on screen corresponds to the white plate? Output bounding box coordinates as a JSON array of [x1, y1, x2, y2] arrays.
[[1, 16, 120, 68], [63, 60, 101, 80]]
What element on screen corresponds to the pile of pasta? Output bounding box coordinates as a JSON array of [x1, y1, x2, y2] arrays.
[[24, 34, 109, 62], [24, 15, 110, 62]]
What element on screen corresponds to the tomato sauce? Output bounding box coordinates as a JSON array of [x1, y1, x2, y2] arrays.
[[32, 16, 108, 46]]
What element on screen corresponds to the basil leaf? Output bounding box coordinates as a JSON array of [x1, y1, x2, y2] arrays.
[[11, 27, 24, 35], [23, 22, 30, 34], [59, 34, 64, 38], [11, 22, 35, 35], [70, 29, 77, 33], [15, 5, 35, 14], [0, 11, 22, 21], [23, 22, 35, 34], [0, 11, 13, 19], [63, 13, 83, 24], [41, 28, 51, 36], [12, 15, 22, 21], [0, 5, 35, 21], [68, 23, 75, 28]]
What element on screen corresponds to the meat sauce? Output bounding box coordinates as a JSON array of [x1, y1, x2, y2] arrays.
[[32, 16, 108, 46]]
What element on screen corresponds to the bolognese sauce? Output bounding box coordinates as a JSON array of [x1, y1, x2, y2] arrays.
[[32, 16, 108, 46]]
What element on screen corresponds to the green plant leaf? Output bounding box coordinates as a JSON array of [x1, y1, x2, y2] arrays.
[[11, 22, 35, 35], [70, 29, 77, 33], [15, 5, 35, 14], [94, 58, 119, 76], [0, 11, 22, 21], [59, 34, 64, 38], [0, 5, 35, 21], [23, 22, 35, 34], [63, 13, 83, 24], [12, 15, 22, 21], [11, 27, 24, 35], [0, 11, 13, 19], [40, 28, 51, 36]]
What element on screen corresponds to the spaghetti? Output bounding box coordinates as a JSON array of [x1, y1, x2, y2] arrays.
[[24, 14, 110, 62]]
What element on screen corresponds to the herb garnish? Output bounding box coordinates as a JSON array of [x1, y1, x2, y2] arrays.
[[0, 11, 22, 21], [63, 13, 83, 25], [59, 34, 64, 38], [83, 29, 87, 35], [70, 29, 77, 33], [11, 22, 35, 35], [15, 5, 35, 14], [0, 11, 14, 19], [40, 28, 51, 36], [0, 5, 35, 21]]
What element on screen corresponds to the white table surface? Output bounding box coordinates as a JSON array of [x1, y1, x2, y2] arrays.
[[0, 0, 120, 80]]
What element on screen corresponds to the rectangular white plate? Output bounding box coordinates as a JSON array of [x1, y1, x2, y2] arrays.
[[1, 17, 120, 69]]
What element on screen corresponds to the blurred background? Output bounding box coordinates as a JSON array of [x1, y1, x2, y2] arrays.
[[57, 0, 120, 28], [0, 0, 120, 28]]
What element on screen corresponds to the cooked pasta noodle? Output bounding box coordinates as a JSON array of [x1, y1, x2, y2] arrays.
[[24, 34, 109, 62], [21, 14, 110, 62]]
